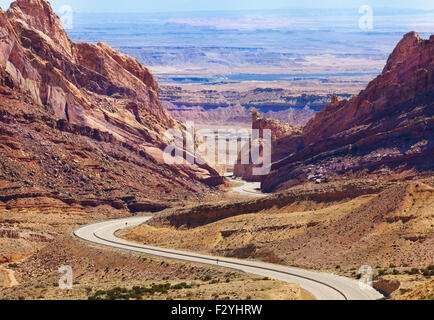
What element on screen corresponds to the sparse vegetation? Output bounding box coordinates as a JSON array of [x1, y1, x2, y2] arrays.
[[399, 288, 412, 295], [88, 282, 195, 300], [421, 267, 434, 278], [378, 269, 388, 276], [406, 268, 420, 275], [202, 275, 212, 282]]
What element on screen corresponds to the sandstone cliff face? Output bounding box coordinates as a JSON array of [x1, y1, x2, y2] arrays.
[[233, 111, 302, 181], [262, 32, 434, 192], [3, 0, 174, 144], [0, 0, 223, 215]]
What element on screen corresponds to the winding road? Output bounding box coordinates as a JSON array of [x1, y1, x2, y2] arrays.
[[225, 174, 267, 197], [74, 216, 383, 301]]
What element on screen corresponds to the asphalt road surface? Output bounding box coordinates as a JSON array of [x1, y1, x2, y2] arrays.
[[225, 174, 267, 197], [74, 217, 383, 300]]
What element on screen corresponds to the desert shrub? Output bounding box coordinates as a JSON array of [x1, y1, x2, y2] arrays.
[[88, 282, 193, 300], [202, 275, 212, 282], [400, 288, 412, 295], [378, 269, 387, 276], [406, 268, 420, 275], [172, 282, 192, 290], [421, 268, 434, 277]]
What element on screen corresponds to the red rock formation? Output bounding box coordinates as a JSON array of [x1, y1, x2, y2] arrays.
[[374, 279, 401, 297], [233, 111, 302, 181], [262, 32, 434, 192], [3, 0, 174, 144], [251, 111, 301, 140], [164, 97, 317, 127], [0, 0, 224, 214]]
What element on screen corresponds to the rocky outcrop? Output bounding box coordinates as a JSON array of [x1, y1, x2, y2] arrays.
[[3, 0, 174, 144], [0, 0, 224, 214], [165, 102, 317, 127], [251, 111, 301, 140], [262, 32, 434, 192], [374, 279, 401, 297], [233, 111, 302, 181], [149, 180, 390, 229]]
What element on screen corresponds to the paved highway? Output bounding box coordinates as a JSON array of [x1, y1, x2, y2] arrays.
[[74, 217, 383, 300], [225, 174, 267, 197]]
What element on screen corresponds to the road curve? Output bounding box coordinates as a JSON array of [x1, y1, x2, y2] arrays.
[[74, 217, 383, 301], [225, 175, 267, 197]]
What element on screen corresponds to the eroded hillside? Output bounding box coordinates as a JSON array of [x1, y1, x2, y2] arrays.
[[261, 32, 433, 192], [0, 0, 223, 263]]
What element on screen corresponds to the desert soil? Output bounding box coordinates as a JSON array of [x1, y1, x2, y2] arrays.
[[0, 236, 310, 300], [0, 182, 309, 300], [120, 180, 434, 300]]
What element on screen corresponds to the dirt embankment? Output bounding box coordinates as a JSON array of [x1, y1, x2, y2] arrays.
[[148, 180, 392, 229]]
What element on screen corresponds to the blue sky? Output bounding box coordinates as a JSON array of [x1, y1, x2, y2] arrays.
[[0, 0, 433, 13]]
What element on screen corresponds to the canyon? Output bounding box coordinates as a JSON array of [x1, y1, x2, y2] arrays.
[[0, 0, 432, 301], [160, 86, 347, 127], [0, 0, 225, 215], [233, 32, 434, 188], [0, 0, 225, 264], [261, 32, 434, 191], [123, 32, 434, 300]]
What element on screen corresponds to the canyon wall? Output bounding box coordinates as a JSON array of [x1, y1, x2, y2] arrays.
[[262, 32, 434, 192], [0, 0, 224, 217]]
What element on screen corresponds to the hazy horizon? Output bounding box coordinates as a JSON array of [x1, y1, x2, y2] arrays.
[[1, 0, 434, 13]]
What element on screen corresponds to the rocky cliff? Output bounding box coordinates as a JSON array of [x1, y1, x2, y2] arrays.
[[161, 86, 325, 127], [0, 0, 223, 215], [262, 32, 434, 192], [233, 111, 302, 181]]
